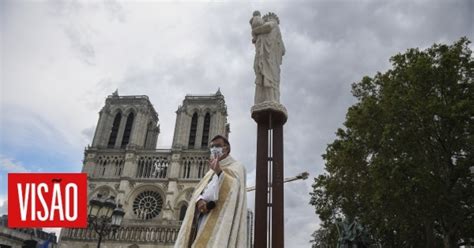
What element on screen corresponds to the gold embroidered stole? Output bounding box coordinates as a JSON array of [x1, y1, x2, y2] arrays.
[[179, 171, 215, 248], [193, 167, 234, 247]]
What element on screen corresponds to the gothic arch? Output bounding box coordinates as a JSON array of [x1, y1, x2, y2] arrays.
[[107, 110, 123, 148], [121, 111, 135, 148], [110, 106, 123, 115], [202, 107, 212, 114], [173, 187, 195, 207], [94, 155, 125, 177], [144, 121, 153, 148], [201, 112, 211, 148], [187, 107, 200, 116], [90, 185, 117, 200], [123, 107, 137, 116], [176, 200, 189, 221], [188, 112, 198, 147]]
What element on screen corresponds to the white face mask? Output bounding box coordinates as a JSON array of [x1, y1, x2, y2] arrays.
[[210, 147, 223, 159]]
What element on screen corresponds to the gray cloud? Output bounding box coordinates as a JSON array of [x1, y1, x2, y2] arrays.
[[81, 126, 95, 141], [1, 1, 472, 247], [104, 0, 126, 22], [63, 24, 96, 65], [48, 1, 96, 64]]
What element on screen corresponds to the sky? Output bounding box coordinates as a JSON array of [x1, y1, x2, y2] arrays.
[[0, 0, 472, 247]]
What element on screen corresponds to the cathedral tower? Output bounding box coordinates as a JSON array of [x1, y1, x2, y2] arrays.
[[172, 89, 230, 150], [91, 91, 160, 150]]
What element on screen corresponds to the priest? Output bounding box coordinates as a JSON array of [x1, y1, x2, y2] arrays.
[[174, 135, 247, 248]]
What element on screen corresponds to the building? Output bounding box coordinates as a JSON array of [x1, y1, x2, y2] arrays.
[[59, 90, 229, 248], [0, 215, 58, 248]]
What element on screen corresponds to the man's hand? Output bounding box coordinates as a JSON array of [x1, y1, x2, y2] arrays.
[[196, 199, 208, 214], [209, 157, 222, 175]]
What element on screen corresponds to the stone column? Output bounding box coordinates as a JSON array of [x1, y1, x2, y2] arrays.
[[115, 114, 128, 148], [96, 111, 113, 148], [101, 112, 113, 147], [81, 151, 97, 176], [131, 111, 147, 148], [101, 112, 114, 147], [194, 113, 205, 149], [215, 112, 224, 135], [140, 116, 150, 147], [163, 152, 181, 220], [182, 113, 191, 148], [129, 112, 140, 147], [115, 180, 127, 209], [92, 109, 107, 148], [209, 112, 216, 140], [168, 151, 181, 179], [172, 110, 182, 148], [144, 124, 152, 149], [151, 125, 159, 148], [121, 150, 137, 179]]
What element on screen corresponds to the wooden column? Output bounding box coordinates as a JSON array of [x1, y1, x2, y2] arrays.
[[272, 123, 284, 247], [254, 120, 269, 248], [252, 109, 286, 248]]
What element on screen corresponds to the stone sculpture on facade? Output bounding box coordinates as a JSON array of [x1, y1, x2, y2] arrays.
[[336, 217, 372, 248], [250, 11, 286, 106]]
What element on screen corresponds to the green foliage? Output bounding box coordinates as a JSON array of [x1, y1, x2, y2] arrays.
[[311, 222, 339, 248], [310, 37, 474, 248]]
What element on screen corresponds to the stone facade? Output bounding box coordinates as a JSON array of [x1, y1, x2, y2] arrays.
[[59, 90, 229, 248], [0, 215, 58, 248]]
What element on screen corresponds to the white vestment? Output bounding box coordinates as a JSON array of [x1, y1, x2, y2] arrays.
[[197, 173, 224, 230], [174, 155, 247, 248]]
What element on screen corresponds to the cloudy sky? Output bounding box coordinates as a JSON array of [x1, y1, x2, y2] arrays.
[[0, 0, 472, 247]]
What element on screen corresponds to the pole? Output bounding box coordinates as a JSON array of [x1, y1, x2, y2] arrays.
[[272, 123, 284, 247], [252, 109, 287, 248], [254, 119, 269, 248], [97, 234, 102, 248]]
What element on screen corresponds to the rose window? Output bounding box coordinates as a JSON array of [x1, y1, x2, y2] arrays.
[[133, 191, 163, 220]]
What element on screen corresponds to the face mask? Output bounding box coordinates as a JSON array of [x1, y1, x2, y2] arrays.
[[210, 147, 223, 159]]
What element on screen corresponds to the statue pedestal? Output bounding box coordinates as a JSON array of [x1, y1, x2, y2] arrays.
[[251, 101, 288, 124], [251, 101, 287, 248]]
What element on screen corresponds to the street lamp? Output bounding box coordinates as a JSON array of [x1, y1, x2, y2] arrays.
[[88, 194, 125, 248]]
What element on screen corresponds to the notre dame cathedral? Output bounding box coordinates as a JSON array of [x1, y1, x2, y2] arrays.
[[59, 89, 230, 248]]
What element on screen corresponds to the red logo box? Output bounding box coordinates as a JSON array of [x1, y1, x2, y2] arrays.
[[8, 173, 88, 228]]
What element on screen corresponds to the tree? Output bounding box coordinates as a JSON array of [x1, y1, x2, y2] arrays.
[[310, 222, 339, 248], [310, 37, 473, 248]]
